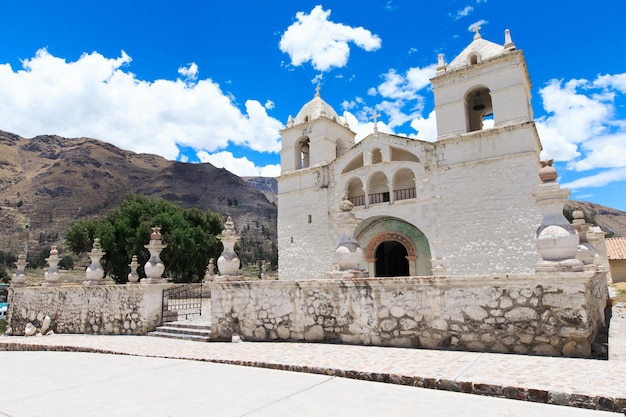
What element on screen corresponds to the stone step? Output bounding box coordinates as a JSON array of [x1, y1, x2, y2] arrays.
[[160, 321, 211, 331], [147, 320, 212, 342], [147, 331, 211, 342]]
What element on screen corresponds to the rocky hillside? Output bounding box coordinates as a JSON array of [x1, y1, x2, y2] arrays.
[[0, 130, 277, 265]]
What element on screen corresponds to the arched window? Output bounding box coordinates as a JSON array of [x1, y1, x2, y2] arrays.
[[466, 87, 493, 132], [393, 168, 416, 201], [346, 177, 365, 207], [368, 172, 390, 205], [468, 53, 479, 66]]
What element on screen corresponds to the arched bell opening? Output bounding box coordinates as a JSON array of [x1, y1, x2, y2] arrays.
[[466, 87, 493, 132], [295, 137, 310, 169]]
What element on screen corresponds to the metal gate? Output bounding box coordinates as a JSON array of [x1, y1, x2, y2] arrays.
[[162, 283, 203, 323]]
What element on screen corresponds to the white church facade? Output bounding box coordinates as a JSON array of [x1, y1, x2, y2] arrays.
[[277, 29, 544, 279]]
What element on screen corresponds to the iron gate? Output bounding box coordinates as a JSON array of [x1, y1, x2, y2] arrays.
[[162, 283, 203, 323]]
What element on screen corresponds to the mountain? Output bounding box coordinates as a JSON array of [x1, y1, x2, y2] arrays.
[[243, 176, 278, 205], [0, 130, 277, 265]]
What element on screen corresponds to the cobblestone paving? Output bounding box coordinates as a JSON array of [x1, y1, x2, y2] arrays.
[[1, 305, 624, 413]]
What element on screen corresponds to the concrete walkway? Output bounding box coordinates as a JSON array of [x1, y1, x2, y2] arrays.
[[0, 350, 618, 417], [0, 304, 624, 415]]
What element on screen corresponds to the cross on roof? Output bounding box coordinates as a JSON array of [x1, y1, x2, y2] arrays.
[[473, 25, 482, 40], [315, 85, 321, 97], [370, 109, 380, 133], [370, 109, 380, 125]]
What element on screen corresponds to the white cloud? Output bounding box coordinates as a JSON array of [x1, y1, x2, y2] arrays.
[[197, 151, 280, 177], [468, 20, 488, 32], [178, 62, 198, 81], [594, 73, 626, 92], [409, 110, 437, 142], [264, 100, 275, 110], [0, 49, 283, 160], [453, 6, 474, 20], [279, 5, 381, 72], [562, 167, 626, 190], [537, 73, 626, 192]]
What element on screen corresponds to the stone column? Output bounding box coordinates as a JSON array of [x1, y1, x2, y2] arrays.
[[84, 238, 106, 286], [42, 246, 61, 287], [12, 252, 28, 287], [533, 160, 583, 272], [142, 227, 167, 284]]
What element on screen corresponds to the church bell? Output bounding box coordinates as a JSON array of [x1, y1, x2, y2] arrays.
[[472, 91, 485, 111]]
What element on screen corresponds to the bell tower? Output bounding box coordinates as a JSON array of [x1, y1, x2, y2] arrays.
[[279, 86, 355, 174], [431, 28, 534, 140]]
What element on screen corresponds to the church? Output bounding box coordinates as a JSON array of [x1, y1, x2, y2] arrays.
[[277, 29, 544, 279]]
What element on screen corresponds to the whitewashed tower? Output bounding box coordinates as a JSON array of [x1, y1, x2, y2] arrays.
[[277, 87, 356, 279]]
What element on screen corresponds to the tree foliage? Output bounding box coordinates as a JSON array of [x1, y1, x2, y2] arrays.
[[66, 195, 224, 283]]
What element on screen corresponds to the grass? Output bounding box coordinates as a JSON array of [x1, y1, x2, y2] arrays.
[[0, 320, 5, 335]]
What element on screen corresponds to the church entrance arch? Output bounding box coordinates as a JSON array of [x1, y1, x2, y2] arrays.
[[356, 216, 432, 277], [365, 231, 416, 277]]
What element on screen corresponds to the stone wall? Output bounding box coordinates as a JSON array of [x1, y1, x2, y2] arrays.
[[211, 272, 608, 358], [7, 285, 169, 336]]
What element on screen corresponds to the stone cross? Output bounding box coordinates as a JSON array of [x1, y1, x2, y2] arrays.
[[473, 25, 482, 40], [370, 109, 380, 134], [315, 84, 321, 97]]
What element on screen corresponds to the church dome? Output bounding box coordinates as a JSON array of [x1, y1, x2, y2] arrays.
[[292, 87, 340, 125]]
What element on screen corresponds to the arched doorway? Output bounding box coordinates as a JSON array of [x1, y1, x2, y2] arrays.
[[375, 240, 409, 277], [357, 218, 432, 277]]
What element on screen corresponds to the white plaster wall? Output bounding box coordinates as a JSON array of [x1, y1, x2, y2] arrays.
[[434, 147, 541, 274], [610, 260, 626, 283], [278, 185, 333, 280]]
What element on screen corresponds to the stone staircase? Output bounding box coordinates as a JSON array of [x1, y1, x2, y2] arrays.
[[148, 321, 211, 342]]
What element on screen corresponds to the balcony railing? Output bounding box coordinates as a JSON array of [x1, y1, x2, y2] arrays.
[[349, 195, 366, 207], [394, 187, 416, 201], [369, 192, 390, 205]]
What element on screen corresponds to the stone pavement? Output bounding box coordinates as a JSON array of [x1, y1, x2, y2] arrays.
[[0, 304, 624, 415]]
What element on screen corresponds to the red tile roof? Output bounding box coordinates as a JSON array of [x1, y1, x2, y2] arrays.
[[607, 237, 626, 260]]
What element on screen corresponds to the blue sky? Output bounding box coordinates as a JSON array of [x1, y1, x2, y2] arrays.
[[0, 1, 625, 211]]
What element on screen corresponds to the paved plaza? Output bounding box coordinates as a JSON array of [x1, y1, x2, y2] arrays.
[[0, 350, 620, 417], [0, 303, 625, 417]]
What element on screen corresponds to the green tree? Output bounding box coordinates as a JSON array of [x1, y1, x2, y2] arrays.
[[66, 195, 223, 283]]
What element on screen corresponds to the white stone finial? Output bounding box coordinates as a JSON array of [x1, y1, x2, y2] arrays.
[[436, 53, 446, 72], [504, 29, 516, 50], [315, 84, 321, 97], [473, 25, 482, 40], [287, 115, 293, 127]]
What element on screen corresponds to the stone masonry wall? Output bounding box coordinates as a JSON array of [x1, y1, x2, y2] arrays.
[[211, 272, 608, 358], [7, 285, 169, 336]]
